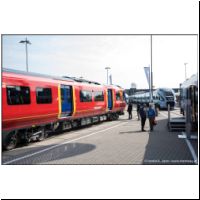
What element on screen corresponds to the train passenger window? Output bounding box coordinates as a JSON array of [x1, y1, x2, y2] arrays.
[[6, 85, 30, 105], [94, 91, 104, 101], [80, 90, 92, 102], [36, 88, 52, 104], [116, 92, 121, 101]]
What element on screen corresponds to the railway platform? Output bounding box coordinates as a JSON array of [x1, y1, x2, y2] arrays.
[[2, 107, 198, 165]]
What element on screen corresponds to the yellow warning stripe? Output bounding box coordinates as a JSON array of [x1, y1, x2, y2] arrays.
[[58, 84, 61, 118], [72, 86, 76, 116], [112, 89, 115, 110], [3, 113, 57, 122], [120, 90, 123, 100], [105, 90, 108, 112]]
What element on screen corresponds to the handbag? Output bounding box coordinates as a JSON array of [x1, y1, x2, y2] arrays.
[[153, 118, 157, 125]]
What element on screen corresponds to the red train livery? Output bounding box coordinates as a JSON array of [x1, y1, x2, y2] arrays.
[[2, 68, 126, 150]]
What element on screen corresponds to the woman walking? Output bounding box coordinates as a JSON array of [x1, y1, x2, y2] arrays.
[[139, 104, 147, 131], [148, 104, 156, 131]]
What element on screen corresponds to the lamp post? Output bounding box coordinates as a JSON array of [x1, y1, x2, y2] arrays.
[[19, 38, 31, 72], [105, 67, 111, 85], [184, 62, 188, 80], [150, 34, 153, 103]]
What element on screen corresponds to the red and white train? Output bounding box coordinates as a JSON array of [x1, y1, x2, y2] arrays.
[[2, 68, 126, 150]]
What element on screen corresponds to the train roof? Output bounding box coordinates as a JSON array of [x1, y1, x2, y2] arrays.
[[62, 76, 101, 85], [133, 89, 156, 95], [131, 88, 176, 97], [3, 68, 74, 82], [3, 68, 103, 86], [2, 68, 106, 86], [105, 84, 124, 90], [157, 88, 174, 91], [181, 74, 198, 88]]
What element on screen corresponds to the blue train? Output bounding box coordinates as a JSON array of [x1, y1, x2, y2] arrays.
[[128, 88, 176, 109]]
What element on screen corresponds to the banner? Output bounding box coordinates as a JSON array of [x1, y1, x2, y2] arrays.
[[144, 67, 150, 87]]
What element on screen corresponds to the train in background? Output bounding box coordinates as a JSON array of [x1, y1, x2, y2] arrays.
[[2, 68, 126, 150], [180, 74, 198, 132], [128, 88, 176, 109]]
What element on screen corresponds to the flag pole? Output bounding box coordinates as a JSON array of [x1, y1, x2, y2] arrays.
[[149, 65, 151, 102], [144, 66, 151, 102]]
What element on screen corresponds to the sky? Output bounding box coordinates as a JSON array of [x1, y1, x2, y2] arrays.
[[2, 34, 198, 89]]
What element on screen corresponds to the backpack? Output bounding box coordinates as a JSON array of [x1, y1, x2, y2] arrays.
[[148, 108, 155, 117]]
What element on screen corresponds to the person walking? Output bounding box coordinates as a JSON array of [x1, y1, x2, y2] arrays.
[[148, 104, 156, 131], [155, 103, 159, 116], [136, 103, 140, 120], [139, 104, 147, 131], [127, 102, 133, 119]]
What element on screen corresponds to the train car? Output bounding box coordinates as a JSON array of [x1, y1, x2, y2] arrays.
[[155, 88, 176, 109], [106, 85, 126, 120], [2, 68, 126, 150], [129, 88, 176, 109], [180, 74, 198, 131]]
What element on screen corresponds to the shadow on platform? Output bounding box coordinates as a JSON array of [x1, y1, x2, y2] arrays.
[[2, 142, 96, 165], [142, 118, 197, 165]]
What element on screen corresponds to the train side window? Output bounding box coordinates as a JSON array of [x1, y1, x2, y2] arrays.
[[80, 90, 92, 102], [94, 91, 104, 101], [6, 85, 30, 105], [116, 92, 121, 101], [36, 88, 52, 104]]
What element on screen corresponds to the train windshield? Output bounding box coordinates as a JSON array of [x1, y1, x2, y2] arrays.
[[160, 89, 174, 96], [164, 91, 173, 96]]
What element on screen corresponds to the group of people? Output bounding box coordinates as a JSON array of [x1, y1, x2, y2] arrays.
[[127, 102, 156, 132]]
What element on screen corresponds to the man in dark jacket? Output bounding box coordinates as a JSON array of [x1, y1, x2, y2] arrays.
[[137, 103, 140, 120], [139, 104, 147, 131], [127, 102, 133, 119]]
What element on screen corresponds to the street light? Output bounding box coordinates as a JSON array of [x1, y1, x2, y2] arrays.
[[105, 67, 111, 85], [19, 38, 31, 72], [150, 34, 153, 103], [184, 62, 188, 80]]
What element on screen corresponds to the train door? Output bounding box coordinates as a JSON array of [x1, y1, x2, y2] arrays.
[[61, 85, 73, 116], [189, 85, 197, 129], [107, 89, 113, 110]]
